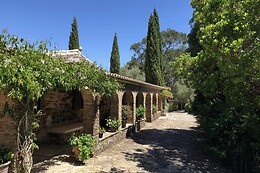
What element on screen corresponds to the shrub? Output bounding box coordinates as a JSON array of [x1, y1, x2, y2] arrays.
[[122, 105, 132, 124], [152, 105, 158, 114], [136, 105, 145, 119], [0, 145, 13, 164], [68, 133, 96, 161], [105, 117, 121, 129]]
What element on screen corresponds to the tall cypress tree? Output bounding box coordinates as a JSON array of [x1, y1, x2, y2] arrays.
[[69, 17, 80, 50], [145, 9, 164, 85], [110, 33, 120, 74]]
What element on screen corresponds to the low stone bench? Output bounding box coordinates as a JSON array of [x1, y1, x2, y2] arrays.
[[47, 122, 83, 143]]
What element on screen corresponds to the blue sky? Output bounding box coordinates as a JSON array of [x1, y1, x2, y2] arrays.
[[0, 0, 193, 70]]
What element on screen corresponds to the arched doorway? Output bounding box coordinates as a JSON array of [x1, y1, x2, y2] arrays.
[[122, 91, 134, 124]]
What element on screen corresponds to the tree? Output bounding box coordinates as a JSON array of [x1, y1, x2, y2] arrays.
[[120, 64, 145, 81], [175, 0, 260, 172], [110, 33, 120, 74], [129, 29, 187, 87], [69, 17, 80, 50], [145, 9, 164, 85]]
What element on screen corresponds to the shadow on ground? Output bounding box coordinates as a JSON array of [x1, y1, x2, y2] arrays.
[[125, 128, 231, 173], [31, 144, 83, 173]]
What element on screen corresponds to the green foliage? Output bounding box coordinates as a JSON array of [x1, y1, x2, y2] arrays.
[[145, 9, 164, 86], [152, 105, 158, 114], [173, 80, 194, 110], [110, 33, 120, 74], [122, 105, 132, 123], [130, 28, 187, 88], [99, 127, 106, 134], [68, 133, 96, 161], [120, 64, 145, 81], [0, 145, 13, 164], [69, 17, 80, 50], [105, 117, 120, 129], [175, 0, 260, 172], [136, 105, 145, 119], [161, 89, 173, 99]]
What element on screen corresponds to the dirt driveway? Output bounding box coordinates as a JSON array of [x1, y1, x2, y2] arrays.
[[32, 112, 231, 173]]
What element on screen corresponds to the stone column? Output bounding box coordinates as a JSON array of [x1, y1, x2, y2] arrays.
[[143, 93, 147, 121], [132, 92, 138, 125], [81, 89, 100, 137]]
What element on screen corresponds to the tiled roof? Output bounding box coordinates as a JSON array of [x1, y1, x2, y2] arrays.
[[51, 49, 166, 91], [50, 49, 93, 63]]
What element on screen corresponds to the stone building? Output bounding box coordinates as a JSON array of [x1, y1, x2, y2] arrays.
[[0, 49, 168, 151]]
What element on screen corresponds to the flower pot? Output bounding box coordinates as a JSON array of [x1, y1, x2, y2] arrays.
[[122, 121, 126, 128], [109, 127, 117, 132], [73, 146, 80, 161], [99, 133, 103, 138], [0, 161, 11, 173]]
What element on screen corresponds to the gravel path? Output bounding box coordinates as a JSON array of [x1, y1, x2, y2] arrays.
[[32, 112, 231, 173]]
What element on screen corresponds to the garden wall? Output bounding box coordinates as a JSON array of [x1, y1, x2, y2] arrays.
[[0, 91, 17, 148]]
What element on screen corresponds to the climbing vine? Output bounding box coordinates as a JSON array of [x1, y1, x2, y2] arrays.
[[0, 30, 121, 172]]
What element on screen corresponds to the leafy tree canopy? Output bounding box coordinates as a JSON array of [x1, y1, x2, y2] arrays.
[[175, 0, 260, 171], [129, 29, 187, 87]]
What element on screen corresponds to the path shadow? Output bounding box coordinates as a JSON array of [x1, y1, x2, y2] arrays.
[[125, 128, 231, 173], [31, 144, 83, 173]]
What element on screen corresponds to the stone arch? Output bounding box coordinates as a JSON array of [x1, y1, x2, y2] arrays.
[[110, 93, 120, 123], [136, 92, 144, 108], [145, 93, 152, 122], [122, 90, 134, 124]]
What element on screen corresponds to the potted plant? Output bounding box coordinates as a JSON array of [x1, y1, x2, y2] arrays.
[[105, 117, 120, 132], [0, 145, 13, 173], [122, 105, 132, 128], [99, 127, 106, 138], [136, 105, 145, 120], [68, 133, 96, 162]]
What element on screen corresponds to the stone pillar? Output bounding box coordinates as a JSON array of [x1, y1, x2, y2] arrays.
[[81, 89, 100, 137], [132, 92, 138, 125], [143, 93, 147, 121], [158, 94, 162, 111]]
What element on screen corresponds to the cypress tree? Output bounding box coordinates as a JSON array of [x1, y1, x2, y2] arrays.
[[110, 33, 120, 74], [69, 17, 80, 50], [145, 9, 164, 85]]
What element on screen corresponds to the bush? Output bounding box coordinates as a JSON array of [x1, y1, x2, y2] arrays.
[[122, 105, 132, 124], [105, 117, 121, 129], [0, 145, 13, 164], [152, 105, 158, 114], [136, 105, 145, 119]]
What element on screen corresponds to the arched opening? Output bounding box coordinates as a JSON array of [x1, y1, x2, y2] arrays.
[[72, 89, 84, 121], [136, 92, 144, 108], [122, 91, 134, 124], [145, 93, 152, 122], [99, 96, 110, 128]]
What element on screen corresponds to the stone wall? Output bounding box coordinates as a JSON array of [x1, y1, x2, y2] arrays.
[[39, 90, 78, 127], [94, 125, 134, 156], [0, 91, 17, 147]]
